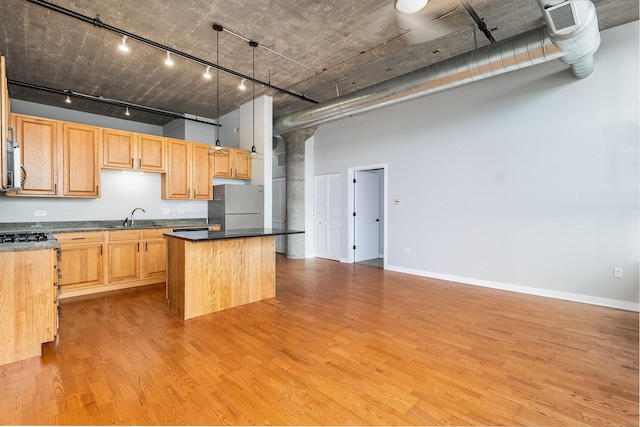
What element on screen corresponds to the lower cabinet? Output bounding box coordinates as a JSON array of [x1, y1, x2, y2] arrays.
[[0, 248, 57, 366], [54, 231, 106, 290], [142, 229, 169, 279], [107, 230, 142, 283], [54, 228, 172, 299]]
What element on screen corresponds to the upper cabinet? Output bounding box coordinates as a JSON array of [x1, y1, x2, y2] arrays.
[[12, 114, 59, 196], [62, 122, 101, 197], [102, 129, 165, 173], [9, 114, 101, 198], [161, 139, 213, 200], [212, 148, 252, 180]]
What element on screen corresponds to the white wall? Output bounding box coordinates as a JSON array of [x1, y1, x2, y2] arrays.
[[312, 22, 639, 309], [239, 95, 273, 227]]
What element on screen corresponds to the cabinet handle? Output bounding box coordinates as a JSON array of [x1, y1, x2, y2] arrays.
[[96, 185, 99, 194], [139, 158, 142, 167], [230, 168, 232, 176], [99, 244, 103, 255], [131, 158, 135, 168], [71, 237, 86, 240], [54, 183, 57, 194], [145, 242, 148, 251], [137, 242, 140, 252], [188, 189, 190, 198]]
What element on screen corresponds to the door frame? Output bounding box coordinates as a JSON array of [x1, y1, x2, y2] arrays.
[[347, 164, 388, 266]]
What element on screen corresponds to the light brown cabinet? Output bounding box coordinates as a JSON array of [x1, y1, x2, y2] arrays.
[[54, 228, 172, 299], [161, 139, 213, 200], [54, 231, 106, 290], [212, 148, 252, 180], [0, 248, 57, 366], [108, 230, 142, 283], [102, 129, 165, 172], [62, 122, 101, 197], [107, 228, 172, 283], [8, 114, 101, 198], [141, 229, 170, 279], [12, 114, 59, 196]]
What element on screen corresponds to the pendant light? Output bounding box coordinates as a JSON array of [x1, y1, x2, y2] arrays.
[[209, 24, 228, 152], [245, 40, 263, 158]]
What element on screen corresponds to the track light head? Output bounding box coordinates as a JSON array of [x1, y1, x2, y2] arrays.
[[239, 78, 246, 90], [165, 51, 174, 66], [65, 94, 71, 103], [125, 107, 130, 116], [204, 65, 212, 79], [118, 35, 129, 52]]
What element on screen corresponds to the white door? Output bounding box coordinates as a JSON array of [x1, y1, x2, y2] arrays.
[[315, 173, 342, 261], [354, 170, 380, 262], [272, 177, 287, 253]]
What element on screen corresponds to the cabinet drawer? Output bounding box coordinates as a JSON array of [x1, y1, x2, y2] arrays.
[[143, 228, 171, 239], [108, 230, 142, 241], [54, 231, 105, 244]]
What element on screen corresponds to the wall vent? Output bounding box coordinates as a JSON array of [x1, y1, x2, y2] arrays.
[[277, 152, 286, 168], [544, 1, 579, 34]]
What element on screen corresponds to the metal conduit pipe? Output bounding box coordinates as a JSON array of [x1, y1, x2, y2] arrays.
[[274, 0, 600, 135]]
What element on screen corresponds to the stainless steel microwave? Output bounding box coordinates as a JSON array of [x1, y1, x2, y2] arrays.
[[1, 128, 23, 192]]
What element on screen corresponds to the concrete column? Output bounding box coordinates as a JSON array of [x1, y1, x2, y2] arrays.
[[282, 126, 317, 259]]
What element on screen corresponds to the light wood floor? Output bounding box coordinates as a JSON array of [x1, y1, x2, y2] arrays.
[[1, 256, 638, 426]]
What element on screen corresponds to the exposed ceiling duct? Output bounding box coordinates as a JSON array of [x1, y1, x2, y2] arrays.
[[273, 0, 600, 136]]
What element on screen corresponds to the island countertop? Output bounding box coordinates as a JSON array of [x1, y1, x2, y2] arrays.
[[164, 228, 304, 242]]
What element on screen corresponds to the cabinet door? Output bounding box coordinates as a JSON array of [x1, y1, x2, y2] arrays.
[[192, 143, 212, 200], [108, 241, 141, 282], [13, 115, 59, 196], [233, 149, 252, 180], [137, 134, 166, 172], [58, 243, 104, 289], [142, 238, 167, 278], [162, 139, 190, 199], [212, 150, 232, 178], [102, 128, 135, 169], [62, 122, 101, 197]]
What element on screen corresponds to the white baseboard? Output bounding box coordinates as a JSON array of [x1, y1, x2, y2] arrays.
[[385, 264, 640, 312]]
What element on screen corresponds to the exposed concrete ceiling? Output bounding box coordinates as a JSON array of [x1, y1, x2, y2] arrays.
[[0, 0, 637, 126]]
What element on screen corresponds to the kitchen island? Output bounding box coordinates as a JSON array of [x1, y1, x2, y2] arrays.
[[165, 228, 303, 320]]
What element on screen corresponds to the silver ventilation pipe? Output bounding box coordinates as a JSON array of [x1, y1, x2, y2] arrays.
[[274, 0, 600, 135]]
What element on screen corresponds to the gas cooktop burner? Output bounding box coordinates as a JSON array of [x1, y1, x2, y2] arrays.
[[0, 232, 50, 244]]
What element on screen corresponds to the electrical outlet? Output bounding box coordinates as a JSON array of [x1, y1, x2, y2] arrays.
[[34, 210, 46, 217], [614, 267, 623, 278], [402, 248, 410, 253], [162, 208, 170, 215], [395, 199, 403, 205]]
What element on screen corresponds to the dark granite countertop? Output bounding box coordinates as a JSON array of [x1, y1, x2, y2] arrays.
[[0, 219, 215, 234], [165, 228, 304, 242], [0, 239, 60, 253]]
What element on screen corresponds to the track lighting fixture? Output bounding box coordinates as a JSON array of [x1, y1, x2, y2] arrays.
[[125, 107, 130, 116], [65, 94, 71, 103], [118, 35, 129, 52], [203, 66, 212, 79], [239, 78, 246, 90], [165, 51, 174, 66]]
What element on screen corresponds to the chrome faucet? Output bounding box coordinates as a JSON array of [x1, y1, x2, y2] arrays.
[[130, 207, 146, 227]]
